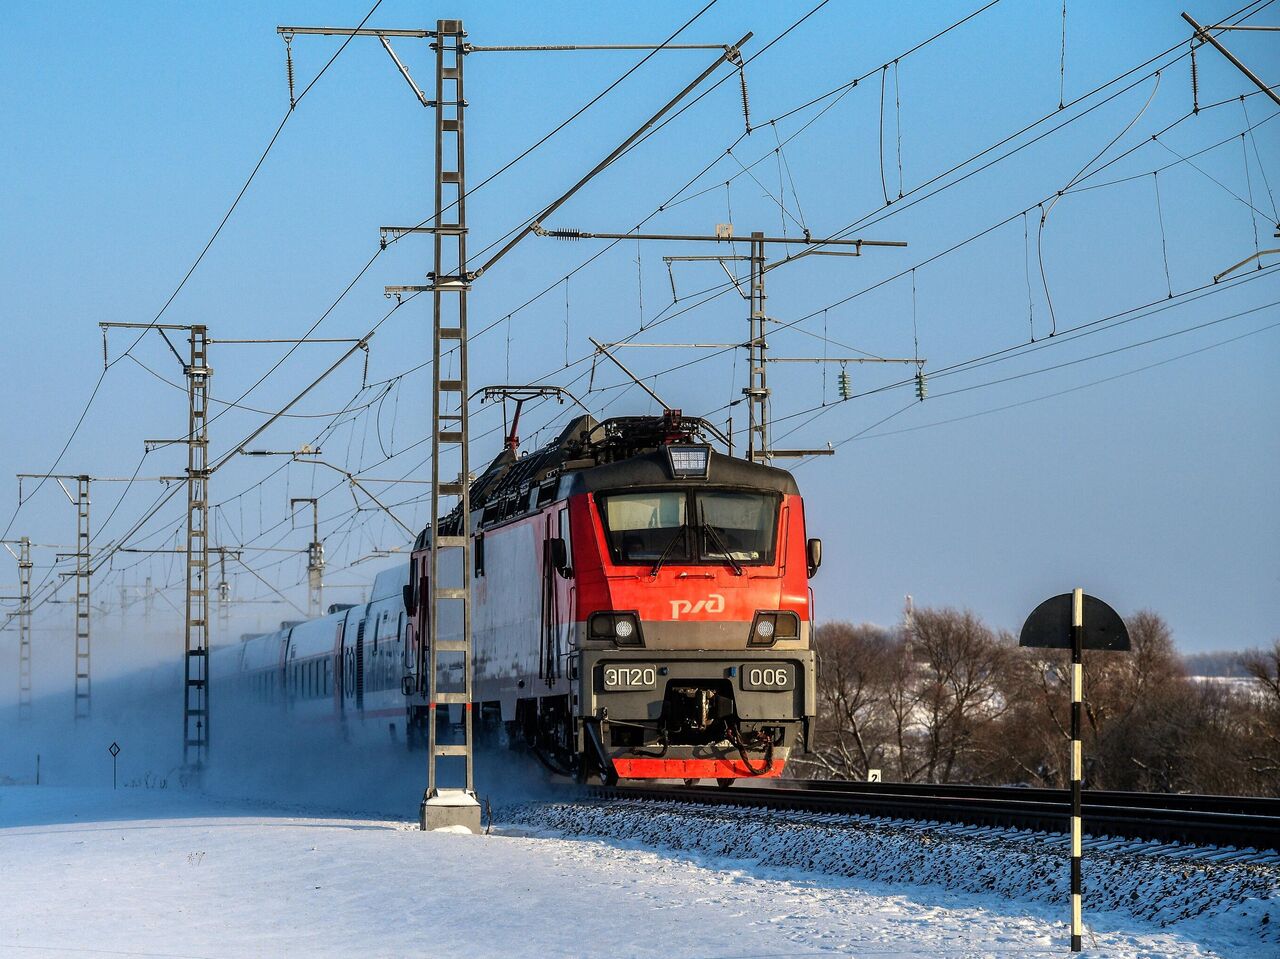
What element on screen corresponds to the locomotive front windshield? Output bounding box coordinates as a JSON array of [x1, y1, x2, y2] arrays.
[[599, 489, 779, 566]]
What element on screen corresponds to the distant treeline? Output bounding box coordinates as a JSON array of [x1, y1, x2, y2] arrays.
[[801, 609, 1280, 797], [1183, 650, 1253, 678]]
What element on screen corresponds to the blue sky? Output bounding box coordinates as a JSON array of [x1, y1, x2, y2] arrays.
[[1, 0, 1277, 668]]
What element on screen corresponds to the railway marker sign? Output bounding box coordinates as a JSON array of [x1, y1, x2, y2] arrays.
[[1020, 589, 1129, 953], [867, 769, 882, 783]]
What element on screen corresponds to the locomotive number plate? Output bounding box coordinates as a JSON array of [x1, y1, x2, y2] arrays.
[[602, 664, 657, 691], [740, 663, 795, 691]]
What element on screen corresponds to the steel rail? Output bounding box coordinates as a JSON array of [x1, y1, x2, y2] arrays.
[[784, 778, 1280, 817], [588, 779, 1280, 851]]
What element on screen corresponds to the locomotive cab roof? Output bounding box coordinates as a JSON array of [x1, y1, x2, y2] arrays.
[[418, 412, 798, 547]]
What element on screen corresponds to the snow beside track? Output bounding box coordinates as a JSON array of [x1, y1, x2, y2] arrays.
[[0, 786, 1262, 958], [501, 797, 1280, 958]]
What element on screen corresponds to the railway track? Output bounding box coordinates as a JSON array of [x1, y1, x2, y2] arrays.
[[590, 778, 1280, 851]]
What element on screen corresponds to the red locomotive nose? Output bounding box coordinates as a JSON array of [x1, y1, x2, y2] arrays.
[[393, 412, 819, 785]]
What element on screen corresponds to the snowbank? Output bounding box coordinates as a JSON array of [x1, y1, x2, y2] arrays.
[[501, 796, 1279, 957], [0, 785, 1247, 958]]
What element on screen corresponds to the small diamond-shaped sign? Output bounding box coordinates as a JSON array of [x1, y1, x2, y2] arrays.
[[108, 742, 120, 757]]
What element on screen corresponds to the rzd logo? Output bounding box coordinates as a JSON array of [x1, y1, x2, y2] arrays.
[[669, 594, 725, 619]]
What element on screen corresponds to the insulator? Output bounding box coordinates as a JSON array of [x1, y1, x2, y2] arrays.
[[738, 67, 752, 135], [546, 228, 582, 241], [1190, 42, 1199, 115], [285, 37, 297, 110], [837, 367, 852, 401], [914, 368, 927, 401]]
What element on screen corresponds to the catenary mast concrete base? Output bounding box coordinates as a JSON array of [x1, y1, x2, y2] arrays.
[[421, 789, 482, 833]]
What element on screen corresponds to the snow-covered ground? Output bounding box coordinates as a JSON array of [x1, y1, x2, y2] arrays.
[[0, 784, 1263, 959], [1, 685, 1272, 958]]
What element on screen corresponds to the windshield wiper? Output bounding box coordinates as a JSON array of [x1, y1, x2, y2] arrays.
[[649, 527, 686, 577], [700, 505, 743, 576]]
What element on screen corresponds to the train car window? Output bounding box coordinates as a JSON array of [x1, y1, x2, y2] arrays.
[[536, 479, 557, 508], [694, 491, 779, 564], [599, 491, 689, 563], [474, 532, 485, 577]]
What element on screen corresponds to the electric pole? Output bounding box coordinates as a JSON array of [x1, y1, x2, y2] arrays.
[[291, 497, 323, 617], [216, 555, 230, 633], [16, 474, 93, 719], [1, 537, 34, 721], [281, 14, 750, 831], [98, 316, 362, 759], [100, 321, 213, 763], [549, 227, 916, 460]]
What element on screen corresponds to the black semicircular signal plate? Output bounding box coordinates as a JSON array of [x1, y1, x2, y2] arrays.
[[1019, 593, 1131, 651]]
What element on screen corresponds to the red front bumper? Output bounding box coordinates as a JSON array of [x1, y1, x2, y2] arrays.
[[611, 757, 786, 779]]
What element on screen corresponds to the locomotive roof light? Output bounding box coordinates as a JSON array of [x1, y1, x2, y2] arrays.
[[666, 443, 711, 480]]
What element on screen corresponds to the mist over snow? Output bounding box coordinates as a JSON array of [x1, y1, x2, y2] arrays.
[[0, 646, 565, 820]]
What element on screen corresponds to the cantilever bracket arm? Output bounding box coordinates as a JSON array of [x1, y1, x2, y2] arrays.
[[589, 336, 672, 413], [1182, 12, 1280, 107], [378, 35, 432, 108], [292, 457, 416, 538]]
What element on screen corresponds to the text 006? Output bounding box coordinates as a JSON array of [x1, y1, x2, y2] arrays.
[[740, 664, 795, 691]]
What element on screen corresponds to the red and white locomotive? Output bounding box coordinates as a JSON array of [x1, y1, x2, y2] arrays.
[[215, 412, 820, 786], [406, 412, 820, 784]]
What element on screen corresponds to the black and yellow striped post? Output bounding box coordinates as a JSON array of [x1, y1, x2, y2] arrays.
[[1020, 588, 1129, 954], [1069, 587, 1084, 952]]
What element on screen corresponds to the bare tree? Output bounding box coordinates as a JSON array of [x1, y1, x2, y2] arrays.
[[907, 607, 1013, 783], [798, 622, 897, 780], [1239, 639, 1280, 793], [802, 608, 1275, 795]]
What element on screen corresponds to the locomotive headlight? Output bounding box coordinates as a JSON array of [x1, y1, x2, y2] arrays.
[[750, 610, 799, 646], [666, 443, 711, 479], [589, 611, 643, 647]]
